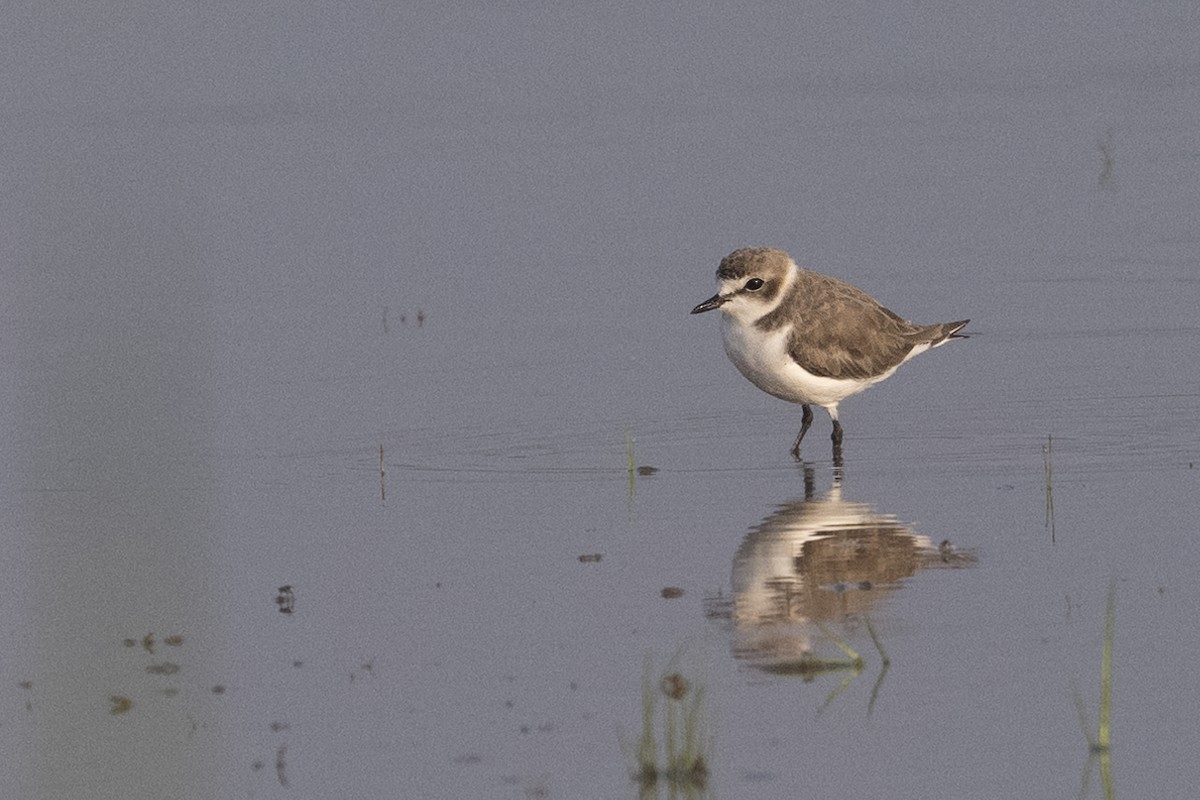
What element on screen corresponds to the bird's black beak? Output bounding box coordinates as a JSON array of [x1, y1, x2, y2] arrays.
[[691, 294, 725, 314]]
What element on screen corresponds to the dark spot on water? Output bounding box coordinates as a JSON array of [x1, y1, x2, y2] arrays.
[[742, 770, 779, 783], [146, 662, 180, 676], [661, 586, 683, 598], [578, 553, 602, 563]]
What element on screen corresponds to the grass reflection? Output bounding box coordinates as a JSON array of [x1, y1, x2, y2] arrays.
[[756, 615, 891, 716]]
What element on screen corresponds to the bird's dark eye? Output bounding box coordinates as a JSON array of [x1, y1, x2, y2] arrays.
[[744, 278, 764, 291]]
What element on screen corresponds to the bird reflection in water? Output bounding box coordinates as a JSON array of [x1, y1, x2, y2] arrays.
[[707, 465, 974, 690]]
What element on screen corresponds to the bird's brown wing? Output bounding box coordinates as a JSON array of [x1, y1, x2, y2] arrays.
[[763, 271, 921, 381]]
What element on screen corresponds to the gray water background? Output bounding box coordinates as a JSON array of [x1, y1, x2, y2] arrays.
[[2, 3, 1199, 798]]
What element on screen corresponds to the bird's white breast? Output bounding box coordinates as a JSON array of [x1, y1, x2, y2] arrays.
[[719, 315, 884, 408]]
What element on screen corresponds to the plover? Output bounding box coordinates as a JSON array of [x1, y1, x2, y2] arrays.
[[692, 247, 968, 459]]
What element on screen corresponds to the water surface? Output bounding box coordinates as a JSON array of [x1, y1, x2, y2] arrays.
[[3, 3, 1199, 798]]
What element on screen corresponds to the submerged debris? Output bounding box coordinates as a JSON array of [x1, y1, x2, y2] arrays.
[[275, 585, 295, 614]]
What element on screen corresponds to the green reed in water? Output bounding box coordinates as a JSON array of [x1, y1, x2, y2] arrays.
[[1044, 435, 1056, 541], [629, 656, 712, 797], [1073, 582, 1116, 800], [626, 431, 636, 498]]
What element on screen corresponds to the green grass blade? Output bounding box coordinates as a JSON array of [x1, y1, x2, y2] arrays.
[[1098, 581, 1115, 751]]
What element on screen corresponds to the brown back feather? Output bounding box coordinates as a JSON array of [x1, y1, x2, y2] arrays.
[[762, 270, 964, 380]]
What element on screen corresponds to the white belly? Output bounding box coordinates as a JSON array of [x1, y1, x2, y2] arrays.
[[720, 316, 892, 409]]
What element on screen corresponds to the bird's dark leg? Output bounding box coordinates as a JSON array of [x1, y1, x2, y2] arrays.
[[790, 404, 814, 460], [831, 418, 844, 471]]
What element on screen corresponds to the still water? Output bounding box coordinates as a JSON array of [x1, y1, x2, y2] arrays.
[[3, 3, 1199, 798]]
